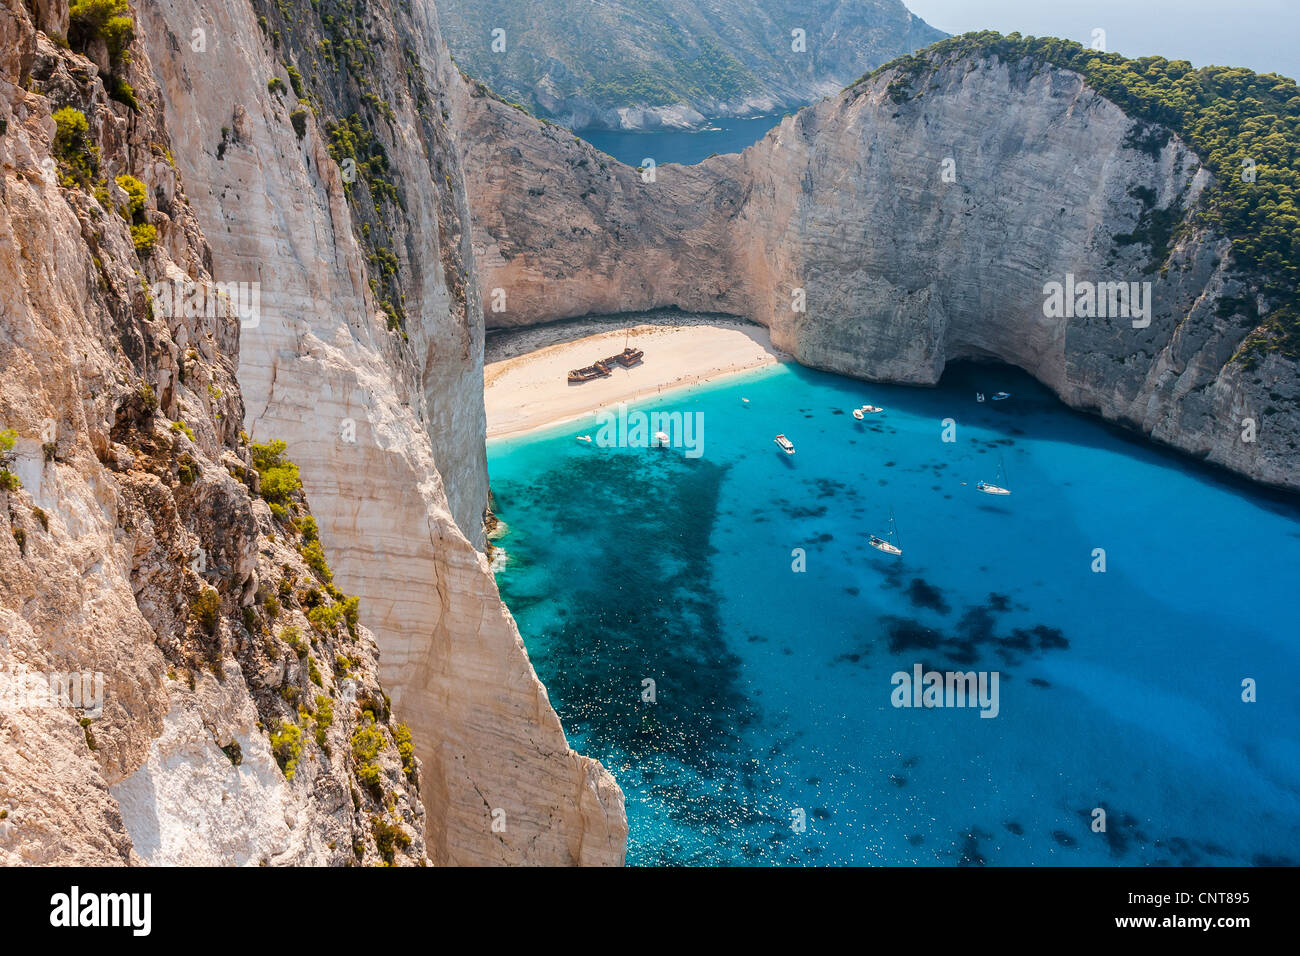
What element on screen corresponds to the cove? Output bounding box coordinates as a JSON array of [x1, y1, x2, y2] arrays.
[[488, 359, 1300, 866]]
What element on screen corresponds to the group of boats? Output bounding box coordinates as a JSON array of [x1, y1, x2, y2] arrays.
[[769, 395, 1014, 558], [576, 384, 1014, 559]]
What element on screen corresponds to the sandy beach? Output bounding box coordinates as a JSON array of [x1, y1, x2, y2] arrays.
[[485, 312, 785, 439]]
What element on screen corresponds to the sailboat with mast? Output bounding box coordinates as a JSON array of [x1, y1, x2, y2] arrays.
[[976, 456, 1011, 496], [868, 508, 903, 556]]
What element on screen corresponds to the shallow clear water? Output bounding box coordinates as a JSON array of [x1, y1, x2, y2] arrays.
[[576, 114, 785, 167], [488, 361, 1300, 866]]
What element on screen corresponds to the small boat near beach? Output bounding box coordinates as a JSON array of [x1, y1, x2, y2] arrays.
[[774, 434, 795, 455], [977, 457, 1011, 496], [852, 407, 865, 420], [862, 404, 883, 414], [992, 392, 1011, 401], [576, 435, 593, 444], [653, 431, 670, 448], [868, 508, 903, 556]]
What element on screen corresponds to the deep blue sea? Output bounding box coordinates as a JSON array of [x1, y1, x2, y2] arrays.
[[488, 361, 1300, 866], [576, 114, 785, 167]]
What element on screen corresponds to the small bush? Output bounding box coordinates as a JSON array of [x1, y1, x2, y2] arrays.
[[69, 0, 135, 66], [270, 720, 302, 779], [109, 76, 138, 111], [371, 816, 410, 865], [267, 77, 286, 97], [393, 723, 415, 780], [290, 107, 308, 140], [280, 625, 308, 659], [52, 107, 98, 188], [170, 419, 195, 442], [307, 603, 343, 634], [115, 174, 146, 220], [31, 507, 48, 531], [314, 694, 334, 748], [130, 222, 157, 256], [136, 381, 157, 414], [192, 587, 220, 634], [80, 717, 98, 751], [342, 595, 360, 636], [0, 431, 18, 493], [221, 740, 243, 766], [301, 539, 332, 583], [351, 715, 386, 792], [251, 440, 302, 504]]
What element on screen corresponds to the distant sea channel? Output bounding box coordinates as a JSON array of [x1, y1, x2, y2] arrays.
[[575, 114, 786, 167]]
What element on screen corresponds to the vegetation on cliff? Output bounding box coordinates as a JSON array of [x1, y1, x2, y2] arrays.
[[861, 32, 1300, 359], [436, 0, 944, 126]]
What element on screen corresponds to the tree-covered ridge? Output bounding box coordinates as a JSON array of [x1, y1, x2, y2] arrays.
[[436, 0, 945, 127], [858, 31, 1300, 359]]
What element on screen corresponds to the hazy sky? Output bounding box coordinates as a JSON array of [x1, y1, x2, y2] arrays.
[[905, 0, 1300, 80]]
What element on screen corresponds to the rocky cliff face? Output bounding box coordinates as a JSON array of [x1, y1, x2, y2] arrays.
[[453, 53, 1298, 493], [437, 0, 944, 130], [1, 0, 425, 865], [135, 0, 625, 864], [2, 0, 624, 866]]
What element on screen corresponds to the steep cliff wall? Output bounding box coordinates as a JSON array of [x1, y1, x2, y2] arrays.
[[453, 51, 1299, 494], [0, 0, 424, 865], [136, 0, 625, 864]]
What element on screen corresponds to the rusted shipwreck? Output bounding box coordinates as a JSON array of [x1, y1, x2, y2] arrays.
[[568, 346, 644, 383]]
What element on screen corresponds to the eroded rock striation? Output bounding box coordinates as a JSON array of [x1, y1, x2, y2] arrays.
[[453, 49, 1299, 493]]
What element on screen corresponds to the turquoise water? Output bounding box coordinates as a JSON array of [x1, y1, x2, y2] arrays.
[[488, 361, 1300, 866], [576, 114, 785, 167]]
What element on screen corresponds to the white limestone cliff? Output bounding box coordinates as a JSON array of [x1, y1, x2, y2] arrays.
[[452, 54, 1299, 494], [136, 0, 626, 864]]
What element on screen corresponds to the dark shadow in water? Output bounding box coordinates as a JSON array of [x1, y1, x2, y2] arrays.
[[495, 449, 793, 862]]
